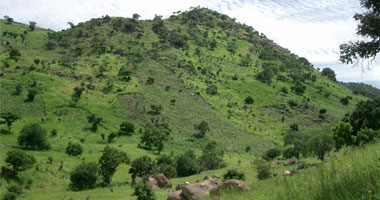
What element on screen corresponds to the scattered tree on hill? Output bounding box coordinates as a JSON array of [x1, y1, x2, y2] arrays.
[[29, 21, 36, 31], [0, 112, 19, 131], [262, 147, 281, 161], [291, 84, 306, 95], [118, 66, 131, 82], [72, 87, 85, 102], [14, 84, 23, 96], [193, 120, 209, 138], [87, 113, 102, 132], [9, 49, 21, 62], [256, 66, 274, 83], [2, 192, 17, 200], [321, 68, 337, 81], [133, 183, 156, 200], [198, 141, 225, 170], [146, 77, 155, 85], [244, 96, 254, 104], [118, 121, 135, 136], [348, 99, 380, 134], [253, 158, 271, 180], [340, 97, 349, 105], [356, 128, 379, 145], [18, 123, 50, 150], [283, 131, 309, 159], [332, 122, 354, 149], [133, 13, 141, 20], [289, 123, 298, 132], [206, 84, 218, 95], [140, 120, 170, 153], [66, 142, 83, 156], [4, 15, 13, 24], [70, 162, 99, 191], [176, 150, 199, 177], [149, 104, 162, 115], [26, 90, 37, 102], [129, 156, 156, 180], [223, 169, 246, 181], [67, 22, 74, 28], [46, 40, 57, 50], [319, 108, 327, 119], [156, 154, 176, 178], [227, 42, 237, 55], [339, 0, 380, 65], [5, 150, 35, 173], [307, 133, 334, 161], [98, 146, 130, 186]]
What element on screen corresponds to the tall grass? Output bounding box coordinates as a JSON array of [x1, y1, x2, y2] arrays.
[[219, 143, 380, 200]]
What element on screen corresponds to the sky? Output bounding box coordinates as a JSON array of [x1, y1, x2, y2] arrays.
[[1, 0, 379, 88]]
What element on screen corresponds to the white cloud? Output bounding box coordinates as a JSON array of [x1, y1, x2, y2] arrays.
[[0, 0, 378, 88]]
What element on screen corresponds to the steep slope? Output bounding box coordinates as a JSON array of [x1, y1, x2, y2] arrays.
[[0, 7, 367, 200]]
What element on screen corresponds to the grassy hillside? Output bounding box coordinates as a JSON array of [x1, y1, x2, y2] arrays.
[[0, 7, 368, 200], [343, 82, 380, 99]]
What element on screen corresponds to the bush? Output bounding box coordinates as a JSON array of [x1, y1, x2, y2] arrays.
[[98, 146, 129, 185], [15, 84, 22, 96], [156, 155, 176, 178], [206, 84, 218, 95], [307, 133, 334, 161], [321, 68, 336, 81], [254, 158, 271, 180], [87, 113, 102, 132], [223, 169, 246, 180], [7, 185, 22, 195], [17, 123, 50, 150], [193, 121, 209, 138], [133, 183, 156, 200], [70, 162, 99, 191], [244, 96, 254, 104], [262, 147, 281, 160], [146, 77, 154, 85], [5, 150, 35, 172], [66, 142, 83, 156], [26, 90, 37, 102], [340, 97, 349, 105], [176, 150, 199, 177], [281, 87, 288, 94], [198, 141, 225, 170], [2, 192, 16, 200]]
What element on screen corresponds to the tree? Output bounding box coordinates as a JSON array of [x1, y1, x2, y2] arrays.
[[356, 128, 379, 145], [68, 22, 74, 28], [72, 87, 84, 102], [227, 42, 237, 55], [198, 141, 225, 170], [340, 97, 349, 105], [98, 146, 129, 186], [26, 90, 37, 102], [193, 120, 209, 138], [5, 150, 35, 173], [18, 123, 50, 150], [9, 49, 21, 62], [253, 158, 271, 180], [70, 162, 99, 191], [223, 169, 246, 181], [321, 68, 336, 81], [0, 112, 19, 131], [244, 96, 254, 104], [175, 150, 199, 177], [133, 183, 156, 200], [87, 113, 102, 132], [319, 108, 327, 119], [29, 21, 36, 31], [118, 121, 135, 136], [156, 154, 176, 178], [206, 84, 218, 95], [256, 67, 274, 83], [133, 14, 141, 20], [262, 147, 281, 161], [339, 0, 380, 65], [283, 131, 309, 159], [349, 99, 380, 134], [15, 84, 23, 96], [140, 121, 170, 153], [45, 40, 57, 50], [146, 77, 155, 85], [332, 122, 354, 149], [4, 15, 13, 24], [118, 66, 131, 82], [307, 133, 334, 161], [66, 142, 83, 156], [129, 156, 156, 180]]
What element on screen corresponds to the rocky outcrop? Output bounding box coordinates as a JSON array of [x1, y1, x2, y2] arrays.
[[217, 179, 249, 192]]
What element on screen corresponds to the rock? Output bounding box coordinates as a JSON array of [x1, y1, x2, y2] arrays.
[[283, 157, 298, 166], [148, 177, 159, 190], [200, 178, 221, 192], [182, 183, 213, 200], [283, 170, 292, 176], [132, 177, 143, 186], [217, 179, 249, 192], [167, 190, 184, 200], [151, 173, 172, 188]]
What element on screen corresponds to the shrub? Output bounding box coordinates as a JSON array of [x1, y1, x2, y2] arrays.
[[340, 97, 349, 105], [107, 132, 117, 143], [321, 68, 336, 81], [133, 183, 156, 200], [7, 185, 23, 195], [14, 84, 22, 95], [262, 147, 281, 160], [146, 77, 154, 85], [17, 123, 50, 150], [254, 158, 271, 180], [72, 87, 85, 102], [223, 169, 246, 180], [244, 96, 254, 104], [5, 150, 35, 173], [198, 141, 225, 170], [129, 156, 156, 180], [98, 146, 129, 185], [156, 155, 176, 178], [193, 120, 209, 138], [206, 84, 218, 95], [281, 87, 288, 94], [0, 112, 19, 131], [51, 129, 57, 136], [2, 192, 16, 200], [70, 162, 99, 191], [66, 142, 83, 156], [332, 122, 354, 149], [176, 150, 199, 177], [87, 113, 102, 132], [26, 90, 37, 102], [140, 120, 170, 153]]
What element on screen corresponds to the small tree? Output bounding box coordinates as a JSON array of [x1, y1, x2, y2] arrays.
[[4, 15, 14, 24], [87, 113, 102, 132], [129, 156, 156, 180], [340, 97, 349, 105], [146, 77, 155, 85], [66, 142, 83, 156], [133, 14, 141, 20], [0, 112, 19, 131], [70, 162, 99, 191], [175, 150, 199, 177], [5, 150, 35, 173], [26, 90, 37, 102], [262, 147, 281, 161], [15, 84, 23, 95], [29, 21, 36, 31], [9, 49, 21, 61], [18, 123, 50, 150], [206, 84, 218, 95], [223, 169, 246, 181], [193, 120, 209, 138], [118, 121, 135, 136], [332, 122, 353, 149], [72, 87, 85, 102], [307, 133, 334, 161], [254, 158, 271, 180], [156, 154, 176, 178], [98, 146, 129, 186], [140, 121, 170, 153], [133, 183, 156, 200], [244, 96, 254, 104], [198, 141, 225, 170], [321, 68, 336, 81], [227, 42, 237, 55], [319, 108, 327, 119], [68, 22, 75, 28]]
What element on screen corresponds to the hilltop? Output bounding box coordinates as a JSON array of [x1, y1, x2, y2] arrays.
[[0, 7, 371, 200]]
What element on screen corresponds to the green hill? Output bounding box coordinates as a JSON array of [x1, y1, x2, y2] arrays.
[[343, 82, 380, 99], [0, 7, 369, 200]]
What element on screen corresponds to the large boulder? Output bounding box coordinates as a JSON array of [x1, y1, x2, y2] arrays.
[[283, 157, 298, 166], [167, 190, 184, 200], [217, 179, 249, 192], [181, 178, 221, 200], [151, 173, 172, 188], [148, 177, 159, 190]]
